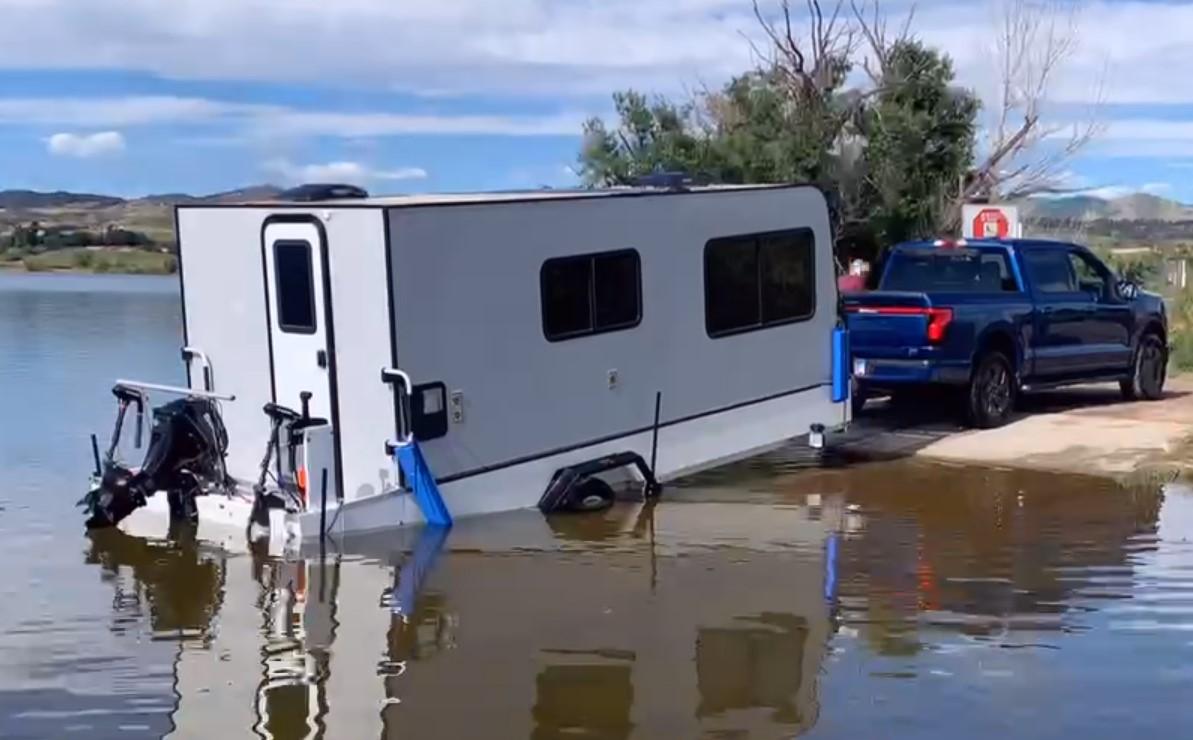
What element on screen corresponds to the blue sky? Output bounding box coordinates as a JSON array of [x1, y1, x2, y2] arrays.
[[2, 0, 1192, 200]]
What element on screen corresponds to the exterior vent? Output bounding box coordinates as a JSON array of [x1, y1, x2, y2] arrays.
[[279, 183, 370, 202]]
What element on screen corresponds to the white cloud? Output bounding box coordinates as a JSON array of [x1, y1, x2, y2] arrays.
[[264, 159, 428, 185], [253, 109, 587, 138], [0, 1, 1184, 105], [45, 130, 126, 158], [0, 95, 590, 138], [0, 0, 758, 97], [1142, 182, 1172, 195], [1066, 119, 1193, 158]]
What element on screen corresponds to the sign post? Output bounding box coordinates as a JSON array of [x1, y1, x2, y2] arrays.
[[961, 204, 1020, 239]]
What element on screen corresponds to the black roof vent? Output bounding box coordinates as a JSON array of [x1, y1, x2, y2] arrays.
[[279, 183, 370, 201], [632, 171, 692, 190]]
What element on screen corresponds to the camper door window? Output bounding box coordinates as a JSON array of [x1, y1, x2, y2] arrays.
[[541, 249, 642, 341], [273, 240, 317, 334], [704, 228, 816, 337]]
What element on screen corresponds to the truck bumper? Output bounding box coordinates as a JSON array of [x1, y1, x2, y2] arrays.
[[852, 357, 971, 387]]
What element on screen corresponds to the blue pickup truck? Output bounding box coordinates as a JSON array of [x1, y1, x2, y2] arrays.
[[845, 238, 1168, 428]]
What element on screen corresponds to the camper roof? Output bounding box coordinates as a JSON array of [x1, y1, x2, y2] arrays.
[[228, 183, 810, 208]]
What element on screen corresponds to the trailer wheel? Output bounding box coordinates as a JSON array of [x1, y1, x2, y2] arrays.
[[966, 351, 1015, 429], [1121, 333, 1167, 401], [567, 477, 615, 513]]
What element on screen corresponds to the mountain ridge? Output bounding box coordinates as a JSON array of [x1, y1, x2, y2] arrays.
[[1017, 193, 1193, 223]]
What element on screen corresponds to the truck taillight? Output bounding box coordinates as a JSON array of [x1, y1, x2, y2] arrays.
[[926, 308, 953, 344]]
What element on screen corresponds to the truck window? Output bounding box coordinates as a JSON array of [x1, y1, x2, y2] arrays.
[[704, 228, 815, 337], [1067, 250, 1110, 299], [882, 249, 1017, 293], [541, 249, 642, 341], [1022, 250, 1077, 294]]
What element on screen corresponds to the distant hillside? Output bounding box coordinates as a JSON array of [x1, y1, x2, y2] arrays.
[[0, 190, 124, 209], [1019, 193, 1193, 223], [0, 185, 284, 244]]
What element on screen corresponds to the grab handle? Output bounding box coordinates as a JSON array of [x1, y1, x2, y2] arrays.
[[182, 347, 214, 392], [381, 368, 414, 448]]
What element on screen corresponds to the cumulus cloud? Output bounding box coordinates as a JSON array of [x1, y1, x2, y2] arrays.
[[0, 1, 1185, 104], [46, 130, 126, 158], [264, 159, 428, 185]]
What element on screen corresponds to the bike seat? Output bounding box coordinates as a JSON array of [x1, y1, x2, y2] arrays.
[[262, 402, 301, 422]]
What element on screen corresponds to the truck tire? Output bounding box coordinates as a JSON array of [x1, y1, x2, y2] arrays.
[[966, 351, 1015, 429], [1121, 333, 1167, 401]]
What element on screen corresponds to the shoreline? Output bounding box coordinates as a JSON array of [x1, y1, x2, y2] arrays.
[[0, 249, 177, 276], [0, 262, 175, 277]]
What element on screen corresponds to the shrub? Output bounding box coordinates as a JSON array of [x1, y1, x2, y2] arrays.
[[1170, 331, 1193, 372]]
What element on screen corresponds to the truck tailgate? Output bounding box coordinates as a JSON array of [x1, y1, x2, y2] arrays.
[[844, 292, 941, 351]]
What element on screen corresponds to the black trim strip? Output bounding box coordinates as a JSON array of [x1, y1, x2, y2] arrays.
[[436, 381, 829, 485], [260, 214, 346, 501]]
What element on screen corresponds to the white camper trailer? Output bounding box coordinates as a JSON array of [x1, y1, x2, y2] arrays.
[[106, 183, 850, 542]]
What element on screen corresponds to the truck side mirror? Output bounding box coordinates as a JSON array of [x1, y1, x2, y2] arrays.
[[1117, 279, 1138, 300]]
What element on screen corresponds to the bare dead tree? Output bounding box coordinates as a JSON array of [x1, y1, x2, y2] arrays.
[[749, 0, 860, 102], [961, 0, 1104, 207], [850, 0, 916, 87]]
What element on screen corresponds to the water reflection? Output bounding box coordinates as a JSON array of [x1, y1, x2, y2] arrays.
[[54, 461, 1193, 739], [532, 655, 634, 740]]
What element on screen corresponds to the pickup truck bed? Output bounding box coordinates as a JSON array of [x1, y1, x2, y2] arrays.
[[845, 238, 1168, 428]]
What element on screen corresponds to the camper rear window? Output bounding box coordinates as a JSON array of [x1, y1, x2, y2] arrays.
[[704, 228, 815, 337], [273, 240, 316, 334], [540, 249, 641, 341]]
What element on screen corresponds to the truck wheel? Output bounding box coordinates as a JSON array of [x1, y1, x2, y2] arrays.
[[966, 352, 1015, 429], [1121, 333, 1167, 401]]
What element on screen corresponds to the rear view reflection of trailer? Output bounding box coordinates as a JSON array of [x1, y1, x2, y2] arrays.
[[111, 183, 850, 543]]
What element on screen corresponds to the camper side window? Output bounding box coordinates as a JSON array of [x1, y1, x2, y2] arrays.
[[704, 228, 815, 337], [273, 240, 317, 334], [541, 249, 642, 341]]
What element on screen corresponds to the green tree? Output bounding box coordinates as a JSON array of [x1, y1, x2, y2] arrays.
[[859, 40, 978, 244], [577, 1, 978, 258]]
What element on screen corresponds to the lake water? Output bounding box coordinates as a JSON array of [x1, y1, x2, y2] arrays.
[[2, 271, 1193, 739]]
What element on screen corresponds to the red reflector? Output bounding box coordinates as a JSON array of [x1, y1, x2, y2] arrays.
[[844, 305, 953, 343]]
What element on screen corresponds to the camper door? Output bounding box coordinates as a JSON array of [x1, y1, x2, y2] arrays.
[[262, 217, 335, 420]]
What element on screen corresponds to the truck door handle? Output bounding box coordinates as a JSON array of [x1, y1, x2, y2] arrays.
[[316, 350, 328, 368]]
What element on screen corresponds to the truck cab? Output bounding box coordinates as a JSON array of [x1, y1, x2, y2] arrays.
[[845, 239, 1168, 428]]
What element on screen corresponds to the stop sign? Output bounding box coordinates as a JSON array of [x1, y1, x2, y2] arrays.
[[972, 207, 1011, 239]]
